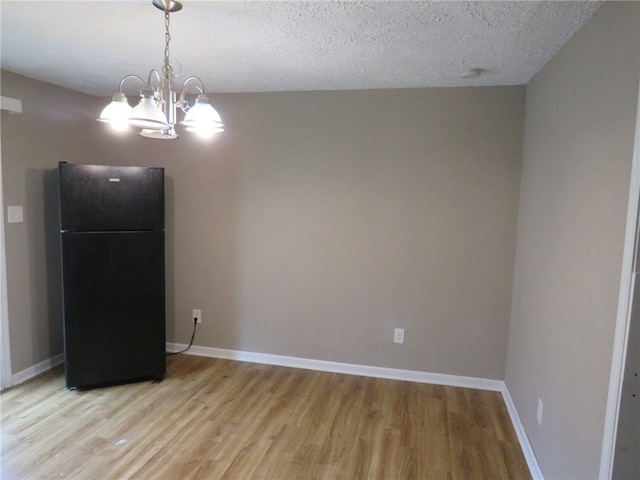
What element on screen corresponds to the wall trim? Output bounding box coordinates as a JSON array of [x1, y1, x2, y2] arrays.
[[167, 342, 543, 478], [600, 56, 640, 479], [0, 116, 11, 391], [501, 383, 545, 479], [166, 342, 504, 391], [11, 353, 63, 386]]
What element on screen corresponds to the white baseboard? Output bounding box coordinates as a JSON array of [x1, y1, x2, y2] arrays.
[[166, 342, 504, 391], [11, 352, 64, 386], [501, 384, 544, 480]]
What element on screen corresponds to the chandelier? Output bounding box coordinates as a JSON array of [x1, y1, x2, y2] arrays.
[[97, 0, 224, 140]]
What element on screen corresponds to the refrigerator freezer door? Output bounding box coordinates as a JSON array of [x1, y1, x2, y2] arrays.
[[61, 231, 165, 389], [59, 163, 164, 232]]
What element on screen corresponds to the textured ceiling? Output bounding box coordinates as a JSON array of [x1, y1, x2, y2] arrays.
[[1, 1, 603, 97]]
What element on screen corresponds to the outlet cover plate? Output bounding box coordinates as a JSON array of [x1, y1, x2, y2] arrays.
[[537, 398, 543, 425]]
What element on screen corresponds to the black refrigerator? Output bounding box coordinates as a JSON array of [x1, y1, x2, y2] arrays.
[[59, 162, 166, 389]]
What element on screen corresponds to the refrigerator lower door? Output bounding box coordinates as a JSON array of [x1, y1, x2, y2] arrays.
[[61, 231, 165, 389]]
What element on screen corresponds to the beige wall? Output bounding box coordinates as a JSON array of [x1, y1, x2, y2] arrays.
[[1, 75, 525, 379], [1, 72, 104, 372], [98, 87, 525, 379], [505, 2, 640, 479]]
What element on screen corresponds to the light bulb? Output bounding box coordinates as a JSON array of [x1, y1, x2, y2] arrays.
[[97, 92, 132, 130], [128, 88, 170, 130], [180, 94, 224, 136]]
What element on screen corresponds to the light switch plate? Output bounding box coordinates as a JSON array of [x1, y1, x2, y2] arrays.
[[394, 328, 405, 344], [7, 205, 24, 223]]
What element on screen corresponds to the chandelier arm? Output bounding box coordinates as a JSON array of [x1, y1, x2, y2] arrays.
[[181, 76, 206, 92], [147, 69, 163, 89], [118, 75, 146, 93], [178, 76, 206, 112]]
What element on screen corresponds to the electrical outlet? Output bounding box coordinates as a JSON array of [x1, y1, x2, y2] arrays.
[[537, 398, 543, 425], [192, 309, 202, 324], [394, 328, 405, 344]]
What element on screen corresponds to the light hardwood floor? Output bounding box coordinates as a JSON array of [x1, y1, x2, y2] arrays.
[[1, 355, 531, 479]]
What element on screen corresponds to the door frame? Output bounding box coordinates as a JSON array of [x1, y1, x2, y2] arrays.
[[600, 72, 640, 478], [0, 97, 20, 390]]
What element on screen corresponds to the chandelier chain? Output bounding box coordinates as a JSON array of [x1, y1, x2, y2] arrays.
[[163, 9, 173, 80]]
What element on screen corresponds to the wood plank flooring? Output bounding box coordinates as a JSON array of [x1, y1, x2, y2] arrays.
[[1, 355, 531, 479]]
